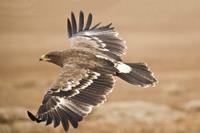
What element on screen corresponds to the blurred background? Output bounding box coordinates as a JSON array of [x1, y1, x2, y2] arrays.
[[0, 0, 200, 133]]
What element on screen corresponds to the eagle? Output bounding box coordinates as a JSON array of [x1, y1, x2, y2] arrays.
[[27, 11, 158, 131]]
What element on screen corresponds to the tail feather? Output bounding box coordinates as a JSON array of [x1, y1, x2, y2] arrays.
[[116, 62, 158, 87]]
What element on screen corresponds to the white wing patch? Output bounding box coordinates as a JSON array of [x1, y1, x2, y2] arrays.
[[115, 62, 132, 73]]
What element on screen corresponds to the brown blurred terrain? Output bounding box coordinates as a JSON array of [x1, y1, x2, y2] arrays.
[[0, 0, 200, 133]]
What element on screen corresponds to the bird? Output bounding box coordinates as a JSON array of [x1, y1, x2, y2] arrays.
[[27, 11, 158, 132]]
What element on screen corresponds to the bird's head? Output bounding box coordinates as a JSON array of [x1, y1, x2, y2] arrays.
[[39, 51, 64, 67]]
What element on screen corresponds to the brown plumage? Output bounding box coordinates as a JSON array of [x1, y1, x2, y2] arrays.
[[27, 11, 158, 132]]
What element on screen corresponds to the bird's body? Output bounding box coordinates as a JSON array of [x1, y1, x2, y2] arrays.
[[27, 11, 158, 132], [62, 49, 113, 69]]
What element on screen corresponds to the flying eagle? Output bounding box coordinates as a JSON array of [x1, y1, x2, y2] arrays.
[[27, 11, 158, 131]]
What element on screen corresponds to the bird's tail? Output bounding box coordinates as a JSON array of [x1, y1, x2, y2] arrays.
[[115, 62, 158, 87]]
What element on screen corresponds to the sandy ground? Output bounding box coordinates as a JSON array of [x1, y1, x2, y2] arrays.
[[0, 0, 200, 133]]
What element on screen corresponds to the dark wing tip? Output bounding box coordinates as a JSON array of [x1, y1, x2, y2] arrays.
[[67, 18, 72, 38], [27, 111, 43, 123], [71, 12, 77, 34], [84, 13, 93, 30], [27, 111, 36, 121], [79, 10, 84, 32], [105, 23, 112, 28], [90, 22, 101, 30], [80, 10, 84, 15], [98, 22, 114, 30]]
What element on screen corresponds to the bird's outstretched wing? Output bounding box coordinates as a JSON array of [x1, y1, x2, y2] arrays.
[[67, 11, 127, 60], [27, 66, 114, 131]]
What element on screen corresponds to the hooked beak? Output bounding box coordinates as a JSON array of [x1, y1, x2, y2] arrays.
[[39, 54, 50, 61]]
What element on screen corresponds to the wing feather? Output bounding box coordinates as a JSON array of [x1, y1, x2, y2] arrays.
[[67, 11, 126, 60], [52, 109, 60, 127], [56, 108, 69, 131], [84, 13, 92, 30], [67, 18, 72, 38], [46, 112, 53, 125], [90, 22, 101, 30], [71, 12, 77, 34], [79, 11, 84, 32], [27, 66, 114, 131]]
